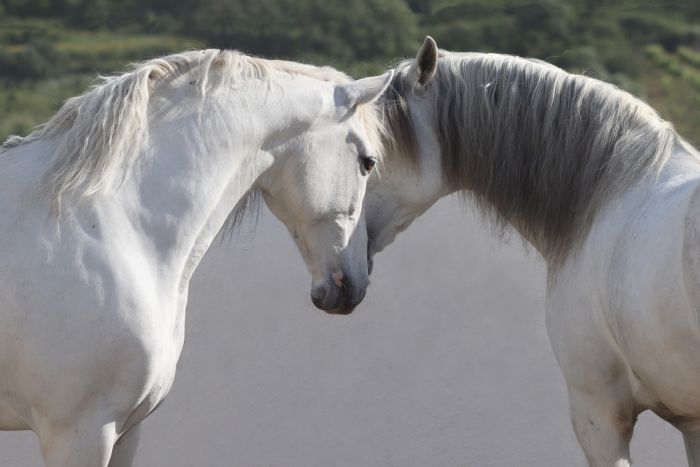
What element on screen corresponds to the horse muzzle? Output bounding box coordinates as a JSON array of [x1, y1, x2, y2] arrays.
[[310, 271, 368, 315]]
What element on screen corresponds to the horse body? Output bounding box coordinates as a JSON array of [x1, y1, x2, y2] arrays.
[[0, 50, 391, 466], [368, 37, 700, 465], [548, 147, 700, 464]]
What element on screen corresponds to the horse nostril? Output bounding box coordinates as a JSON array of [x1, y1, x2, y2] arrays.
[[332, 271, 346, 289]]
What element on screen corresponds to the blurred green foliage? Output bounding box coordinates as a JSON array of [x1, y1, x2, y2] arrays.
[[1, 0, 700, 144]]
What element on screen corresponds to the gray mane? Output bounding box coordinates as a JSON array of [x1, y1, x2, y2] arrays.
[[383, 51, 679, 265]]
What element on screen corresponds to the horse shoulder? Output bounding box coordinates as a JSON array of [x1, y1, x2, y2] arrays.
[[0, 200, 180, 431]]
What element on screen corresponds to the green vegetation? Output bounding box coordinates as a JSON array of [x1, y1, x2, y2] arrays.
[[0, 14, 203, 139], [1, 0, 700, 145]]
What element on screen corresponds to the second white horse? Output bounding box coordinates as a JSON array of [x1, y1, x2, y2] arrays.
[[367, 37, 700, 466]]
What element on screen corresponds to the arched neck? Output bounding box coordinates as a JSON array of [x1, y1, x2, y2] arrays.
[[117, 80, 315, 292]]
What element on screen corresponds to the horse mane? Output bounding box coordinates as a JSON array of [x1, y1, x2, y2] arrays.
[[0, 49, 382, 216], [384, 51, 679, 265]]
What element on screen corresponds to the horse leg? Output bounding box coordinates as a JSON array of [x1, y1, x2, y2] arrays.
[[679, 426, 700, 466], [39, 417, 117, 467], [568, 386, 635, 467], [108, 424, 142, 467], [547, 285, 636, 466]]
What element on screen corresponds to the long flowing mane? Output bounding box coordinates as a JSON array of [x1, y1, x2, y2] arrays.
[[1, 49, 384, 213], [383, 51, 679, 265]]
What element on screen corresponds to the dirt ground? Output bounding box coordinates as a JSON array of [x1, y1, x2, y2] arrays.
[[0, 196, 686, 466]]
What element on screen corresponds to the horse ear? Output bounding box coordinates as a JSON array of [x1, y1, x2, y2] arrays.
[[411, 36, 438, 87], [336, 70, 394, 109]]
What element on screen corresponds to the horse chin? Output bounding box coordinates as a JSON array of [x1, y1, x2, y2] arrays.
[[322, 292, 364, 314], [311, 291, 358, 315], [325, 306, 357, 316]]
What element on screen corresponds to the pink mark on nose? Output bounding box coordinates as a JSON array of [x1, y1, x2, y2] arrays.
[[332, 271, 344, 288]]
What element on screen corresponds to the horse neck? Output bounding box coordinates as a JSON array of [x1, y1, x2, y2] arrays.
[[122, 81, 305, 288], [427, 56, 679, 264]]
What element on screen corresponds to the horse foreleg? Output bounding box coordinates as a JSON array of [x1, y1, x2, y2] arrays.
[[39, 417, 117, 467], [108, 424, 141, 467], [568, 386, 635, 467], [547, 292, 637, 466]]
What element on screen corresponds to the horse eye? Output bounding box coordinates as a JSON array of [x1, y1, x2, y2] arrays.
[[360, 156, 376, 174]]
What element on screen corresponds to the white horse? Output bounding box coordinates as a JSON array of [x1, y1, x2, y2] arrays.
[[0, 49, 391, 467], [365, 37, 700, 466]]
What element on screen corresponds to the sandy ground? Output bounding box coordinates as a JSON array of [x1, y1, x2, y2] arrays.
[[0, 196, 687, 466]]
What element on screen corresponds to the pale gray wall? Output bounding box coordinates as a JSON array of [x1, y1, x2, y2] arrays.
[[0, 196, 685, 466]]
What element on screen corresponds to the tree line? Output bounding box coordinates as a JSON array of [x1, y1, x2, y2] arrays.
[[2, 0, 699, 79]]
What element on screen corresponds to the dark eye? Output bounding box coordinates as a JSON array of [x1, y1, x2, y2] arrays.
[[360, 156, 377, 174]]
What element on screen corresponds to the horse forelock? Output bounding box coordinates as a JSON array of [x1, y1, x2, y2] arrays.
[[386, 51, 678, 265]]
